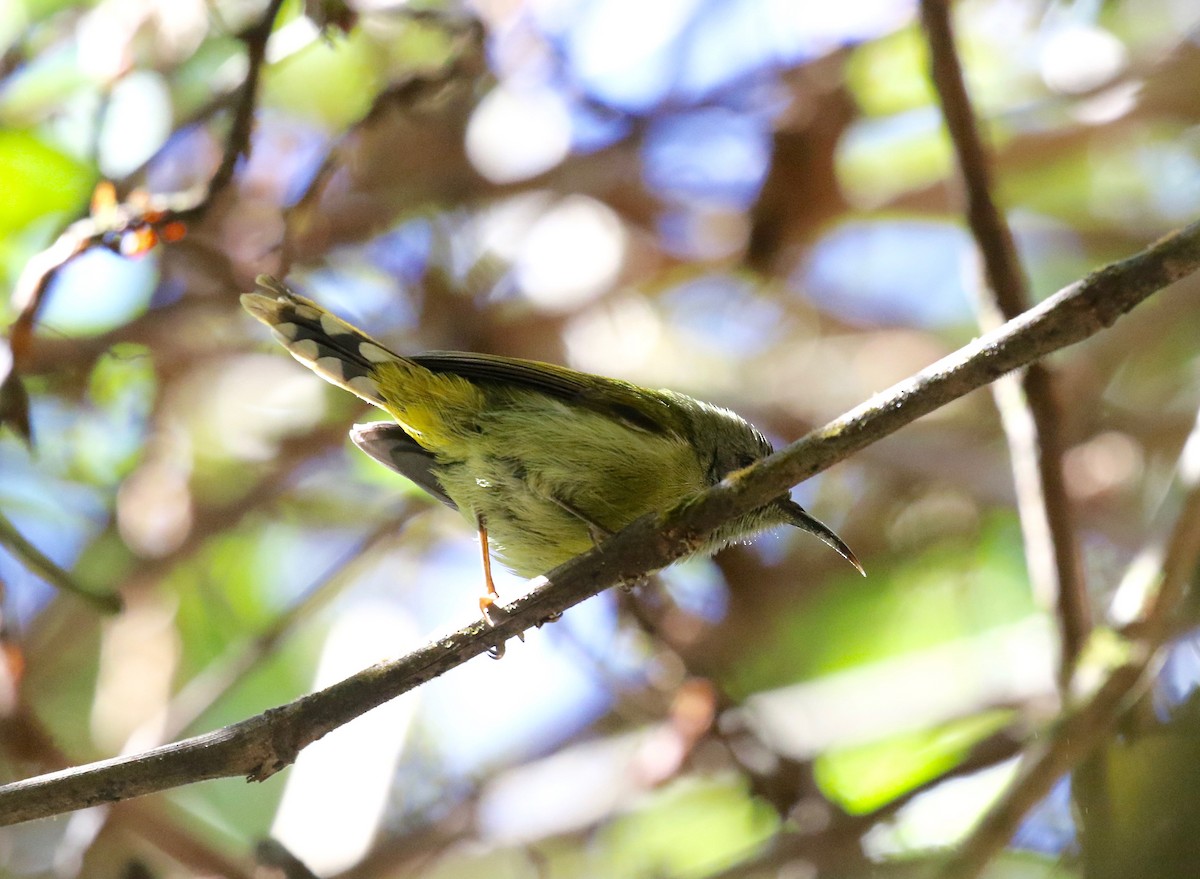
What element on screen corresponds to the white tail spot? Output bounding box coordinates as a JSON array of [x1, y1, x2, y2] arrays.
[[348, 375, 383, 402], [316, 356, 347, 381], [289, 339, 321, 361], [271, 322, 299, 341], [359, 342, 395, 364], [320, 312, 347, 337]]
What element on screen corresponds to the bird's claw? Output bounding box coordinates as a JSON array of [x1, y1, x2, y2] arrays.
[[481, 594, 523, 659]]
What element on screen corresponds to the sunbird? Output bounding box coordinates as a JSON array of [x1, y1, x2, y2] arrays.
[[242, 276, 862, 610]]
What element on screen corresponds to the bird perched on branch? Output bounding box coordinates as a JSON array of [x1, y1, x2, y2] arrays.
[[241, 275, 862, 611]]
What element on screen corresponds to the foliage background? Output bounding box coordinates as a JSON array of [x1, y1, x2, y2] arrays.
[[3, 0, 1200, 877]]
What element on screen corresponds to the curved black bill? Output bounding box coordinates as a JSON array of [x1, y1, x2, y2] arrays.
[[778, 499, 865, 576]]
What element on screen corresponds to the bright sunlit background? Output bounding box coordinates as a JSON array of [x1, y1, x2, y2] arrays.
[[3, 0, 1200, 877]]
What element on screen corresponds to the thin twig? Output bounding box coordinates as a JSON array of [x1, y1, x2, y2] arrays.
[[0, 509, 121, 612], [201, 0, 285, 197], [2, 0, 287, 443], [937, 662, 1143, 879], [920, 0, 1090, 691], [1136, 426, 1200, 642], [149, 509, 417, 744], [0, 218, 1199, 825], [281, 20, 486, 264]]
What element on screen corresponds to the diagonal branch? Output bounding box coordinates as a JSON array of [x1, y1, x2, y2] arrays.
[[0, 509, 121, 613], [1, 217, 1199, 826]]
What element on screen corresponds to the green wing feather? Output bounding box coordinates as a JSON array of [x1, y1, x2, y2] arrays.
[[243, 275, 680, 439], [412, 351, 677, 436]]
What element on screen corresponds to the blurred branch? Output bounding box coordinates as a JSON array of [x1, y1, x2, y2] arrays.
[[255, 839, 321, 879], [0, 694, 255, 877], [22, 420, 355, 719], [1, 218, 1199, 825], [114, 798, 257, 879], [1, 0, 286, 443], [708, 725, 1026, 879], [202, 0, 284, 198], [937, 666, 1135, 879], [919, 0, 1026, 313], [25, 418, 347, 652], [920, 0, 1090, 692], [332, 802, 474, 879], [146, 508, 418, 744], [939, 401, 1200, 878], [283, 20, 486, 262], [0, 509, 121, 612], [1125, 414, 1200, 642]]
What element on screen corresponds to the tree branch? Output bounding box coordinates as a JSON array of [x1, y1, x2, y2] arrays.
[[1, 0, 286, 445], [921, 0, 1090, 691], [938, 369, 1200, 878], [0, 509, 121, 613], [2, 217, 1200, 826]]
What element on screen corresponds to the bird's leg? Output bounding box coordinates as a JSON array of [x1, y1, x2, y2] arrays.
[[477, 515, 522, 658], [477, 515, 500, 613]]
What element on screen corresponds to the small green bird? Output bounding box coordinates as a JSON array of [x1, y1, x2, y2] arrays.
[[241, 276, 862, 607]]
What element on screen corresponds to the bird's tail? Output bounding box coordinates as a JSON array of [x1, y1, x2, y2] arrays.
[[241, 276, 485, 452], [240, 275, 395, 409]]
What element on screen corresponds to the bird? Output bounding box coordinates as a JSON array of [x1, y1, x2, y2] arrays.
[[241, 275, 862, 612]]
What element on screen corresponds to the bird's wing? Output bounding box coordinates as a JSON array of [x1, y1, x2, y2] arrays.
[[412, 351, 674, 436], [349, 421, 457, 509]]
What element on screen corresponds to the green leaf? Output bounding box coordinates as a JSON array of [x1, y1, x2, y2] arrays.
[[599, 776, 779, 878], [262, 30, 380, 127], [0, 129, 93, 236], [726, 513, 1035, 698], [815, 709, 1013, 814]]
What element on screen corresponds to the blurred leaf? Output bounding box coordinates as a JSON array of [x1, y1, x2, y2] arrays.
[[72, 530, 138, 595], [0, 352, 32, 443], [88, 343, 154, 408], [600, 776, 779, 879], [21, 603, 104, 759], [0, 39, 92, 121], [837, 118, 954, 205], [18, 0, 86, 23], [67, 343, 156, 484], [815, 709, 1013, 814], [262, 29, 380, 127], [983, 850, 1079, 878], [1077, 693, 1200, 879], [1001, 149, 1097, 226], [727, 514, 1034, 697], [1104, 301, 1200, 414], [171, 527, 282, 675], [171, 35, 246, 120], [845, 26, 937, 117], [0, 130, 93, 237]]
